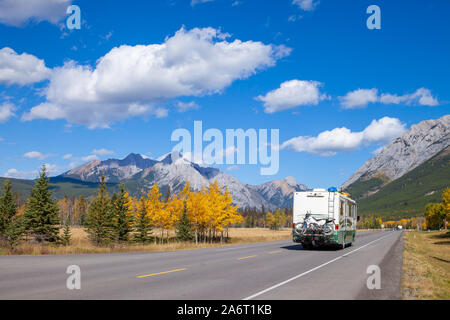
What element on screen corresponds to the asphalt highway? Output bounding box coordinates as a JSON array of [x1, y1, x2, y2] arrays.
[[0, 230, 403, 300]]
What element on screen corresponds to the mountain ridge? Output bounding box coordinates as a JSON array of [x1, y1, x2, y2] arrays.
[[60, 152, 307, 209], [342, 115, 450, 191]]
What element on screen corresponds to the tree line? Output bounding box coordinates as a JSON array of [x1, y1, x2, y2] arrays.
[[424, 188, 450, 230], [239, 206, 292, 230], [0, 167, 244, 250]]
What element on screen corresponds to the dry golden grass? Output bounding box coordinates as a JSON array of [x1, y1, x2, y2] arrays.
[[402, 231, 450, 300], [0, 227, 292, 255]]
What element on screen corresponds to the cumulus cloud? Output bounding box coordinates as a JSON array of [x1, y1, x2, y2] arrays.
[[340, 88, 378, 109], [23, 151, 52, 160], [22, 27, 290, 128], [379, 88, 439, 107], [0, 0, 72, 27], [256, 79, 324, 113], [0, 102, 16, 122], [281, 117, 406, 156], [340, 88, 439, 109], [292, 0, 319, 11], [0, 48, 51, 85], [4, 168, 36, 179], [92, 148, 114, 156], [4, 163, 62, 179]]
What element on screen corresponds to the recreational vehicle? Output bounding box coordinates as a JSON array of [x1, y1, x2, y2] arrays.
[[292, 188, 357, 249]]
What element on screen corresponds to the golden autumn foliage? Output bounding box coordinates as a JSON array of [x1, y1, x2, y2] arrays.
[[131, 180, 242, 243]]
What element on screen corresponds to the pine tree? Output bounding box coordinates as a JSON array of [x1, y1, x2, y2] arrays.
[[0, 179, 17, 236], [134, 195, 152, 244], [4, 215, 25, 250], [62, 220, 71, 246], [23, 166, 60, 242], [176, 201, 193, 241], [85, 173, 114, 245], [112, 184, 133, 242]]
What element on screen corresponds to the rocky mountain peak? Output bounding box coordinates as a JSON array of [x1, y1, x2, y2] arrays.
[[342, 115, 450, 189]]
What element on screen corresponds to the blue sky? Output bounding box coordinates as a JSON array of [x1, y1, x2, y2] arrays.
[[0, 0, 449, 188]]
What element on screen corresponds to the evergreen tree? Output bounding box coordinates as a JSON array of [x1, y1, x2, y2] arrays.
[[0, 179, 17, 236], [23, 167, 60, 242], [4, 215, 25, 250], [134, 195, 152, 244], [112, 184, 133, 242], [62, 220, 71, 246], [176, 201, 193, 241], [85, 173, 114, 245]]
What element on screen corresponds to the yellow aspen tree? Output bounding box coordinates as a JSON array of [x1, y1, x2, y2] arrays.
[[442, 188, 450, 225], [187, 186, 208, 244], [164, 194, 183, 241], [146, 183, 164, 243], [219, 187, 241, 242], [266, 212, 275, 229]]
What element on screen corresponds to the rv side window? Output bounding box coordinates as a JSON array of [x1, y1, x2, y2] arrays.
[[340, 201, 344, 216]]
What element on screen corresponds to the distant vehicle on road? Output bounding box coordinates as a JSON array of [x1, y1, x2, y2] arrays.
[[397, 226, 403, 230], [292, 188, 358, 249]]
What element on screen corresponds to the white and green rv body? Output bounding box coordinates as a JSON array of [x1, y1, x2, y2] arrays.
[[292, 189, 357, 249]]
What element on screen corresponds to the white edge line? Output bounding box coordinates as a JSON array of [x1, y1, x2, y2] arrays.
[[243, 232, 397, 300]]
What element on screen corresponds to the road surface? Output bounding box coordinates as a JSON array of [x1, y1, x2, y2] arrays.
[[0, 230, 403, 300]]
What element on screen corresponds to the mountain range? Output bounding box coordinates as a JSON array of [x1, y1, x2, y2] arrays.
[[342, 114, 449, 218], [61, 151, 307, 209], [1, 115, 448, 216]]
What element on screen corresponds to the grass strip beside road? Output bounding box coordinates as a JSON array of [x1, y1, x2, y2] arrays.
[[402, 231, 450, 300]]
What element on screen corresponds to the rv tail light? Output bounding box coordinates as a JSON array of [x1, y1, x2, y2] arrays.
[[292, 223, 296, 228], [335, 225, 339, 230]]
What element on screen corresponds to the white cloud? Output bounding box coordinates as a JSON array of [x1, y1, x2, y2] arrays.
[[92, 148, 114, 156], [362, 117, 406, 143], [23, 151, 51, 160], [340, 88, 378, 109], [4, 168, 36, 179], [256, 79, 323, 113], [175, 101, 200, 113], [379, 88, 439, 107], [0, 102, 16, 122], [341, 88, 439, 109], [0, 0, 72, 27], [82, 155, 99, 162], [42, 163, 63, 175], [22, 27, 290, 128], [4, 163, 62, 179], [281, 117, 406, 156], [0, 47, 51, 85], [62, 154, 72, 159], [292, 0, 319, 11]]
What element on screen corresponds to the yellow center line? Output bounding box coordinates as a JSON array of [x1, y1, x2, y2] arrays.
[[237, 255, 258, 261], [137, 268, 186, 278], [268, 250, 282, 254]]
